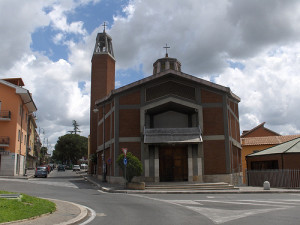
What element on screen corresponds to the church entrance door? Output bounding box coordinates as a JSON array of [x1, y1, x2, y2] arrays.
[[159, 145, 188, 182]]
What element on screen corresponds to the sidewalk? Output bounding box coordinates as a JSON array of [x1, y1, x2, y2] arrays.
[[83, 174, 300, 194]]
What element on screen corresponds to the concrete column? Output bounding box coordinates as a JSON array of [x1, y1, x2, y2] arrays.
[[144, 145, 149, 178], [188, 145, 193, 182], [154, 146, 159, 182], [197, 144, 203, 182]]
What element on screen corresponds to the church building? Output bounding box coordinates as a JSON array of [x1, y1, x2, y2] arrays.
[[90, 27, 242, 185]]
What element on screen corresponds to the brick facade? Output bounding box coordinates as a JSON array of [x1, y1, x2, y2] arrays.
[[90, 30, 241, 184]]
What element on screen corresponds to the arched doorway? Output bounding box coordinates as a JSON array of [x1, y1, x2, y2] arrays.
[[159, 145, 188, 182]]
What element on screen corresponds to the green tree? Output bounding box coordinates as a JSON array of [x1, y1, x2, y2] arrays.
[[117, 152, 143, 182], [52, 134, 87, 165], [68, 120, 81, 134], [39, 146, 48, 165]]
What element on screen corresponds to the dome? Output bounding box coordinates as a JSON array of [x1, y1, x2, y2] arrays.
[[153, 55, 181, 75]]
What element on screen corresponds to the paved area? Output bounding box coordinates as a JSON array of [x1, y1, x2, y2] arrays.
[[1, 170, 89, 225], [2, 170, 300, 224]]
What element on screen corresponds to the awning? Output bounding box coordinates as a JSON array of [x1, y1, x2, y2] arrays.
[[144, 127, 202, 144]]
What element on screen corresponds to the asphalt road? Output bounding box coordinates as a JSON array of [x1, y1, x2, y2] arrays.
[[1, 170, 300, 225]]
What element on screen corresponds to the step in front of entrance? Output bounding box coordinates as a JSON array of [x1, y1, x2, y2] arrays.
[[145, 182, 238, 190]]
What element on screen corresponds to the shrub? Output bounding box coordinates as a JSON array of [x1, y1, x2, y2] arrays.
[[117, 152, 143, 182]]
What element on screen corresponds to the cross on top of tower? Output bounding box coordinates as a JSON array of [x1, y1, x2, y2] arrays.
[[102, 21, 107, 33], [163, 43, 170, 57]]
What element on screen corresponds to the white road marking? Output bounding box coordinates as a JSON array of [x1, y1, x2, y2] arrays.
[[206, 196, 215, 198], [185, 205, 286, 224], [79, 206, 97, 225], [129, 194, 296, 224], [239, 199, 300, 206], [96, 213, 107, 217]]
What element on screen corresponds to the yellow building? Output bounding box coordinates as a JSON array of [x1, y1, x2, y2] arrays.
[[26, 114, 38, 169]]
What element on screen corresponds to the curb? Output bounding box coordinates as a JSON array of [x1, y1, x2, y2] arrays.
[[51, 199, 89, 225], [84, 176, 300, 194]]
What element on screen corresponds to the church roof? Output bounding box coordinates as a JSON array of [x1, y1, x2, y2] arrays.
[[95, 68, 240, 106]]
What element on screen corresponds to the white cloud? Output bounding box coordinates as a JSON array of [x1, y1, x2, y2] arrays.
[[215, 44, 300, 134], [2, 0, 300, 149]]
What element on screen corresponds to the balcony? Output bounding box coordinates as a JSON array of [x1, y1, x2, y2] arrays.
[[144, 127, 202, 144], [0, 110, 11, 121], [0, 136, 10, 147]]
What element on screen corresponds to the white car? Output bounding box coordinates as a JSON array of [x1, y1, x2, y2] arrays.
[[73, 165, 80, 171]]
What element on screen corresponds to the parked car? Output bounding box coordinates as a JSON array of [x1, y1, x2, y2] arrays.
[[73, 165, 80, 171], [57, 164, 65, 171], [80, 164, 88, 170], [34, 166, 48, 178]]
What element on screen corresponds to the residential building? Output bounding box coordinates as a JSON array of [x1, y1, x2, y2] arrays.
[[0, 78, 37, 176], [246, 137, 300, 187], [26, 114, 38, 169], [241, 122, 300, 183]]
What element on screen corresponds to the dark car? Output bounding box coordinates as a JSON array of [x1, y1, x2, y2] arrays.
[[57, 164, 65, 171], [34, 166, 48, 178]]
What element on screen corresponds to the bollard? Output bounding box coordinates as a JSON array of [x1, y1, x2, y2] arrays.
[[263, 181, 270, 190]]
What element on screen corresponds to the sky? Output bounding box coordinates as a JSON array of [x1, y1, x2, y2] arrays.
[[1, 0, 300, 153]]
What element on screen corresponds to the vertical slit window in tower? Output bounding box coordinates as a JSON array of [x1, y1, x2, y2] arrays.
[[161, 62, 165, 71], [170, 62, 174, 70], [153, 66, 157, 74]]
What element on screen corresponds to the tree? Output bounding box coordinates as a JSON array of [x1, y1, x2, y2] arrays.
[[68, 120, 81, 134], [52, 134, 87, 165], [39, 146, 48, 165], [117, 152, 143, 182]]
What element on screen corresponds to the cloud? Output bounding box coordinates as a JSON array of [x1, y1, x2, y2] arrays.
[[110, 0, 300, 76], [215, 44, 300, 134], [0, 0, 50, 71], [2, 0, 300, 151]]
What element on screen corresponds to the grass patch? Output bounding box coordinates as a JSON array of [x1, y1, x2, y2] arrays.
[[0, 191, 56, 223]]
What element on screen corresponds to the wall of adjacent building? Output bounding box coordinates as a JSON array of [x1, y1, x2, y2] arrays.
[[0, 82, 29, 175]]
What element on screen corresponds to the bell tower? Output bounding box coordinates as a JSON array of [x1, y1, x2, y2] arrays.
[[90, 22, 115, 165]]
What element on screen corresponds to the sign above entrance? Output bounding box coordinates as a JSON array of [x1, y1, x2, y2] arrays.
[[122, 148, 127, 157]]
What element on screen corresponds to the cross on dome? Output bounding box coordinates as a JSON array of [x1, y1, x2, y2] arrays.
[[163, 44, 170, 57]]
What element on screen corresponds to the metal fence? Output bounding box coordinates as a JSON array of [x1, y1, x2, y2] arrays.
[[247, 169, 300, 188]]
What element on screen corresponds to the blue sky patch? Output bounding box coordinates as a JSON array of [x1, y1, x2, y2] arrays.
[[227, 60, 245, 70]]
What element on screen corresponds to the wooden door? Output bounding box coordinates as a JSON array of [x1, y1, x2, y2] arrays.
[[159, 145, 188, 182]]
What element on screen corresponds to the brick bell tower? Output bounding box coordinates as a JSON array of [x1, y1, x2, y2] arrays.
[[90, 23, 115, 172]]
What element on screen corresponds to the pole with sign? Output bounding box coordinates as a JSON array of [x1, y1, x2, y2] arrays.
[[122, 148, 128, 188], [123, 156, 127, 188]]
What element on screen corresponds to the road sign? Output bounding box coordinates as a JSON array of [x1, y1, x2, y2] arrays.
[[122, 148, 127, 157], [107, 158, 111, 164], [123, 157, 127, 166]]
